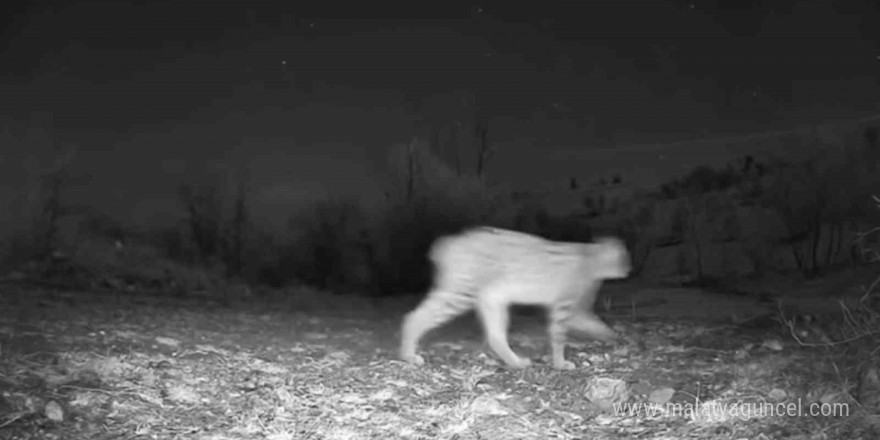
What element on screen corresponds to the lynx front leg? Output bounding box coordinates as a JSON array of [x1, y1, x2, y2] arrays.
[[547, 306, 577, 370], [547, 309, 618, 370], [477, 289, 531, 369]]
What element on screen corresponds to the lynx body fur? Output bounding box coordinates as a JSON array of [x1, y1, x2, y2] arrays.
[[399, 226, 631, 370]]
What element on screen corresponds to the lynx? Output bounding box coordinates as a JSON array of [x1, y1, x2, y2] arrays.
[[399, 226, 631, 370]]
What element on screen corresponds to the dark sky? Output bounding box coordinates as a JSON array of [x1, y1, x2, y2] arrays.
[[1, 0, 878, 230]]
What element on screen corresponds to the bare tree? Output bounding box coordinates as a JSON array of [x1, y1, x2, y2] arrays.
[[226, 178, 248, 278], [37, 169, 73, 259], [387, 137, 466, 205], [178, 182, 223, 263], [34, 154, 89, 260], [764, 157, 847, 277], [404, 139, 420, 204], [673, 198, 705, 280], [618, 199, 656, 276], [418, 90, 495, 179], [474, 120, 492, 178]]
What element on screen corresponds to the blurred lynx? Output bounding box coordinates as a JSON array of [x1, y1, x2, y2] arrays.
[[399, 226, 631, 370]]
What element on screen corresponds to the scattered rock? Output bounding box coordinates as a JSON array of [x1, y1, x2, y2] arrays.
[[44, 400, 64, 422]]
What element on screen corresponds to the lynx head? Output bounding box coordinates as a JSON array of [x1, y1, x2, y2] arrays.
[[590, 236, 631, 280]]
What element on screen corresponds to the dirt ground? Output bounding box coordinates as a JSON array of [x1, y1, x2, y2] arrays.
[[0, 275, 877, 440]]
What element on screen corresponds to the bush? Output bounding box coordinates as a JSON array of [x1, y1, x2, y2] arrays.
[[617, 198, 657, 276], [525, 207, 593, 243], [284, 197, 366, 292], [276, 185, 490, 296], [365, 195, 480, 296]]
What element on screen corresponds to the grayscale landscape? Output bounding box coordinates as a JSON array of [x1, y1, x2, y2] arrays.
[[1, 1, 879, 439]]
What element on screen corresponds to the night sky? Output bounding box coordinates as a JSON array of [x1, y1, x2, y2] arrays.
[[1, 0, 878, 230]]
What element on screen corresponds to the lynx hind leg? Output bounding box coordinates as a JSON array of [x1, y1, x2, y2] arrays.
[[399, 290, 473, 365], [477, 286, 532, 369], [548, 306, 577, 370]]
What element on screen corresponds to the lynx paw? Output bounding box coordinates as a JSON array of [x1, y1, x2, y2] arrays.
[[505, 356, 532, 369], [553, 359, 577, 370], [401, 352, 425, 366]]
